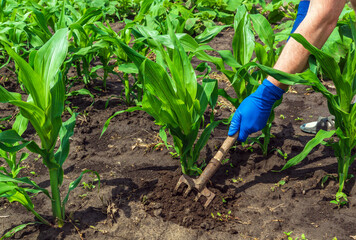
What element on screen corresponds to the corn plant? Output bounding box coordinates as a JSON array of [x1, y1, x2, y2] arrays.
[[0, 28, 99, 228], [247, 12, 282, 156], [102, 21, 220, 176], [208, 6, 281, 155], [0, 114, 51, 227], [247, 23, 356, 206]]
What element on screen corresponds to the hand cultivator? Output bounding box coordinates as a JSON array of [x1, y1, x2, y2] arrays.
[[174, 132, 238, 208]]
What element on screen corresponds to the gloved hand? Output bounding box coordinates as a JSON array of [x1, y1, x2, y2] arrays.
[[228, 79, 285, 142]]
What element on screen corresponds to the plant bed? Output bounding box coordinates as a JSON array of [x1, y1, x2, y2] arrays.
[[1, 72, 356, 239], [1, 16, 356, 239]]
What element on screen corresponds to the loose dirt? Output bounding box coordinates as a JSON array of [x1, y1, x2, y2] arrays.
[[1, 27, 356, 240]]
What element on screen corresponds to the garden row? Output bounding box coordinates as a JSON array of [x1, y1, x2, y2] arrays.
[[0, 0, 356, 238]]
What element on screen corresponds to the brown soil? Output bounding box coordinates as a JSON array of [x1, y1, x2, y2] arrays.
[[1, 27, 356, 240]]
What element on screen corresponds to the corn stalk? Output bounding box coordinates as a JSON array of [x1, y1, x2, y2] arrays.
[[0, 28, 99, 227]]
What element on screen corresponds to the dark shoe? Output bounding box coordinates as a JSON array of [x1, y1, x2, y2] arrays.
[[300, 116, 335, 134]]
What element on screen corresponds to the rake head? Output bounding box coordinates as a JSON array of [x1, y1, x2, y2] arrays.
[[174, 174, 215, 208]]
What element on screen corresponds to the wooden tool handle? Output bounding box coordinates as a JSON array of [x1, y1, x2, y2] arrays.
[[195, 132, 239, 190], [213, 132, 239, 163]]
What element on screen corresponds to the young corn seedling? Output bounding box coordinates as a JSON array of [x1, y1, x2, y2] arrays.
[[247, 21, 356, 207], [0, 127, 51, 227], [0, 28, 99, 228], [102, 20, 220, 176]]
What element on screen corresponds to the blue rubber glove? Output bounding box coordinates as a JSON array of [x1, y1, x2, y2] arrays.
[[228, 79, 285, 142]]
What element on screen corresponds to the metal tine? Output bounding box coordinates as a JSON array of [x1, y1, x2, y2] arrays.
[[183, 185, 192, 198], [204, 196, 215, 208], [174, 181, 183, 194], [194, 192, 201, 202], [174, 176, 188, 194]]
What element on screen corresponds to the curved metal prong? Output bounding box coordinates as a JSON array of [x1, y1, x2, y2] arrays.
[[183, 185, 192, 198], [201, 187, 215, 208], [174, 182, 183, 194], [194, 192, 201, 202]]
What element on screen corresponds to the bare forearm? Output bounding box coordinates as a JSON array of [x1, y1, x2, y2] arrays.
[[267, 0, 347, 91]]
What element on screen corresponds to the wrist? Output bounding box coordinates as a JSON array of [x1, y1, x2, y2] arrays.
[[266, 77, 289, 91]]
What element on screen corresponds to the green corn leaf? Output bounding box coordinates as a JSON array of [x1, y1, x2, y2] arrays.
[[158, 127, 170, 149], [6, 189, 34, 210], [69, 23, 90, 47], [0, 182, 18, 195], [134, 0, 154, 22], [55, 113, 77, 186], [101, 106, 142, 137], [240, 62, 314, 86], [3, 44, 45, 110], [195, 50, 225, 71], [218, 88, 239, 107], [73, 8, 101, 26], [9, 100, 49, 148], [192, 121, 221, 162], [34, 28, 68, 110], [61, 169, 100, 216], [218, 50, 242, 69], [12, 114, 29, 136], [0, 129, 44, 156], [322, 27, 352, 63], [168, 20, 197, 103], [0, 166, 10, 176], [25, 141, 45, 157], [140, 59, 177, 107], [0, 130, 23, 144], [66, 89, 95, 106], [255, 42, 269, 66], [115, 38, 146, 69], [48, 74, 65, 149], [0, 172, 50, 198], [19, 153, 29, 165], [141, 58, 193, 135], [250, 13, 274, 50], [197, 79, 217, 116], [185, 18, 199, 31], [206, 79, 218, 109], [0, 222, 39, 240], [118, 63, 139, 74], [31, 8, 52, 40], [154, 33, 199, 52], [0, 85, 21, 103], [0, 142, 31, 153], [56, 2, 66, 30], [195, 25, 228, 44], [350, 19, 356, 43], [289, 34, 347, 105], [281, 130, 336, 171], [232, 5, 255, 65], [142, 92, 177, 127]]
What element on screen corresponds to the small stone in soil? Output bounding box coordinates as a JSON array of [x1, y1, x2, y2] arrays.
[[182, 216, 194, 226], [227, 226, 238, 234], [271, 220, 282, 231], [200, 221, 213, 230], [153, 209, 162, 217]]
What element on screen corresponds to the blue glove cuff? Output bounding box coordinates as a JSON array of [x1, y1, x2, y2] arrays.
[[298, 1, 310, 16], [261, 79, 285, 101], [289, 0, 310, 37]]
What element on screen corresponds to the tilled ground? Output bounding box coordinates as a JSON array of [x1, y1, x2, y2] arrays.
[[1, 27, 356, 240]]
